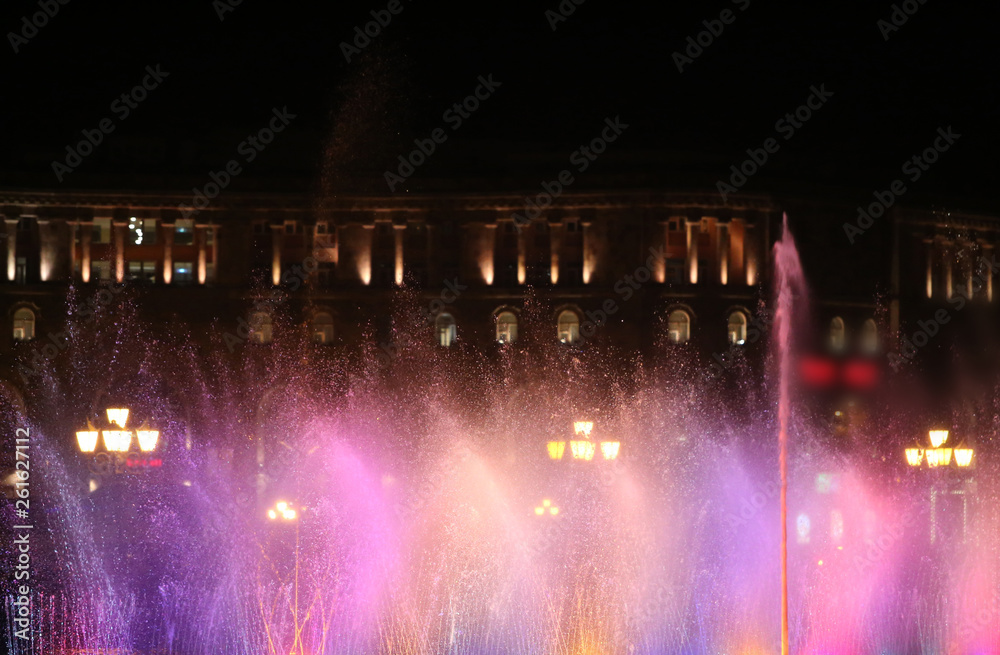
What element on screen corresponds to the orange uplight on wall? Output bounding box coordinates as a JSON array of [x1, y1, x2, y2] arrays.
[[547, 441, 566, 460]]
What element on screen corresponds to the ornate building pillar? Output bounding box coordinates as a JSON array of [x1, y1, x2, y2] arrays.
[[686, 219, 700, 284], [5, 218, 18, 282], [161, 222, 174, 284]]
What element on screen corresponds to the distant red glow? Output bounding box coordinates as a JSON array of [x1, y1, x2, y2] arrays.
[[843, 360, 879, 389], [126, 458, 163, 468], [799, 356, 836, 387]]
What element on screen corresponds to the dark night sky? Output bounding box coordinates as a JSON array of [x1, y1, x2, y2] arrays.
[[1, 1, 997, 207]]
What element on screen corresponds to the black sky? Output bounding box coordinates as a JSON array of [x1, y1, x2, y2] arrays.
[[1, 0, 997, 207]]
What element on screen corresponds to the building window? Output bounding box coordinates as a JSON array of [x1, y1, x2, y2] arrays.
[[127, 217, 157, 245], [830, 317, 846, 351], [436, 313, 456, 347], [253, 221, 268, 235], [728, 311, 748, 345], [861, 319, 878, 354], [13, 308, 35, 341], [250, 312, 273, 344], [175, 219, 194, 246], [127, 261, 157, 283], [496, 311, 518, 344], [667, 309, 691, 344], [557, 310, 580, 344], [313, 312, 334, 344], [92, 218, 111, 244], [173, 262, 194, 284]]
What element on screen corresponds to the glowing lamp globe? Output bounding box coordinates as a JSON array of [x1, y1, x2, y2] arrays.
[[904, 448, 923, 467], [600, 441, 621, 460], [547, 441, 566, 460], [929, 429, 949, 448], [570, 440, 596, 461], [76, 430, 99, 453], [106, 408, 130, 429], [103, 430, 132, 453], [137, 430, 159, 452], [955, 448, 974, 467]]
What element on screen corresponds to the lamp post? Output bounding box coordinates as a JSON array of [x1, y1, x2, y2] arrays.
[[547, 420, 620, 462], [76, 407, 162, 487], [905, 429, 975, 544]]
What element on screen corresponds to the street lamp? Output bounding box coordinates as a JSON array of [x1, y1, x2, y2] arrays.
[[549, 420, 620, 461], [533, 498, 559, 517], [76, 407, 162, 479], [905, 429, 973, 469], [267, 500, 298, 521]]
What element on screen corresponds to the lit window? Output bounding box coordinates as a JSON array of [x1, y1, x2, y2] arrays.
[[173, 262, 194, 284], [667, 309, 691, 344], [250, 312, 273, 344], [127, 261, 157, 283], [861, 318, 878, 353], [13, 308, 35, 341], [496, 311, 518, 344], [557, 310, 580, 344], [727, 311, 748, 345], [436, 313, 456, 347], [313, 312, 334, 344], [127, 217, 157, 245], [830, 317, 846, 351], [174, 219, 194, 246]]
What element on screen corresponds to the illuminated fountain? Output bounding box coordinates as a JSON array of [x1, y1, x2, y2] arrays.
[[1, 230, 999, 654]]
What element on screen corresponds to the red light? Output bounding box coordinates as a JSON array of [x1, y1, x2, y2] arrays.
[[799, 356, 836, 387], [843, 360, 879, 389]]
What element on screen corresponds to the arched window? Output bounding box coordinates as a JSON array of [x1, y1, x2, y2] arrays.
[[667, 309, 691, 344], [250, 312, 273, 344], [557, 310, 579, 344], [313, 312, 334, 344], [496, 311, 518, 344], [861, 318, 878, 353], [13, 308, 35, 341], [830, 317, 845, 351], [436, 313, 456, 347], [727, 311, 748, 345]]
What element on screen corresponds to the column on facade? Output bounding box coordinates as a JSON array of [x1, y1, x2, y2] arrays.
[[5, 218, 18, 281], [162, 222, 174, 284], [393, 223, 406, 285], [744, 221, 757, 286], [686, 219, 700, 284], [481, 223, 496, 285], [550, 221, 563, 284], [80, 222, 92, 282], [210, 225, 219, 283], [983, 242, 994, 301], [196, 224, 208, 285], [270, 223, 284, 286], [923, 238, 934, 299], [581, 220, 594, 284], [68, 222, 78, 280], [360, 224, 373, 285], [517, 225, 526, 285], [113, 219, 126, 283], [729, 217, 746, 286], [717, 220, 730, 285], [943, 240, 953, 300], [37, 218, 59, 282]]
